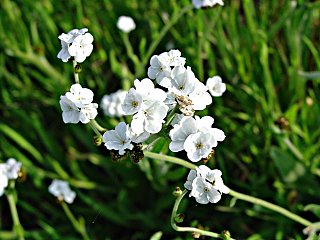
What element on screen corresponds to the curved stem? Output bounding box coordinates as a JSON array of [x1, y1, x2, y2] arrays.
[[89, 120, 103, 138], [6, 183, 24, 240], [144, 152, 313, 227], [144, 151, 196, 170], [171, 190, 235, 240], [228, 189, 312, 227], [90, 120, 106, 132], [61, 202, 90, 240], [137, 5, 194, 76]]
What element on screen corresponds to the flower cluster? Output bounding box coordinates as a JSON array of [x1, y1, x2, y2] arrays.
[[169, 115, 225, 162], [59, 84, 98, 124], [57, 28, 94, 63], [184, 165, 229, 204], [192, 0, 224, 9], [0, 158, 22, 196], [48, 179, 76, 204], [100, 90, 127, 117]]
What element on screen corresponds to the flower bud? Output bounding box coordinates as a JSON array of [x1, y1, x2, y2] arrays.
[[74, 63, 82, 73], [191, 232, 200, 238], [174, 213, 185, 223], [93, 136, 103, 146], [172, 186, 182, 197], [222, 230, 231, 240]]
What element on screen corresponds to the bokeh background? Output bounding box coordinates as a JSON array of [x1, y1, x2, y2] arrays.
[[0, 0, 319, 239]]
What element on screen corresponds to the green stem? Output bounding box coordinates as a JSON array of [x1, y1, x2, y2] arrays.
[[89, 120, 103, 138], [229, 189, 312, 227], [145, 152, 313, 227], [122, 33, 141, 73], [6, 184, 25, 240], [171, 190, 235, 240], [137, 5, 194, 76], [144, 151, 196, 170], [73, 60, 80, 84], [90, 120, 106, 132], [0, 231, 17, 240], [61, 202, 90, 240], [163, 105, 179, 128]]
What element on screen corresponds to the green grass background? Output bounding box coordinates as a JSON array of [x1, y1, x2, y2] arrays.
[[0, 0, 319, 239]]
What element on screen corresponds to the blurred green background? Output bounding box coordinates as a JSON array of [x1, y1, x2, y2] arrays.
[[0, 0, 319, 239]]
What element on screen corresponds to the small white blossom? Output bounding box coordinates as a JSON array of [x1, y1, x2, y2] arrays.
[[0, 165, 8, 197], [134, 78, 167, 103], [122, 88, 143, 115], [68, 33, 94, 63], [170, 66, 197, 96], [103, 122, 133, 155], [206, 76, 226, 97], [184, 166, 228, 204], [147, 55, 172, 88], [192, 0, 224, 9], [129, 128, 150, 144], [184, 132, 217, 162], [188, 81, 212, 110], [66, 84, 94, 108], [164, 49, 186, 67], [130, 101, 169, 135], [117, 16, 136, 33], [79, 103, 98, 124], [49, 179, 76, 204], [59, 96, 81, 124], [190, 177, 221, 204], [5, 158, 21, 180], [100, 90, 127, 117]]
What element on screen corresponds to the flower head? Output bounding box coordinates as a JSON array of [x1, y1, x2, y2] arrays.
[[103, 122, 133, 155], [49, 179, 76, 204], [117, 16, 136, 33], [5, 158, 22, 180], [206, 76, 226, 97]]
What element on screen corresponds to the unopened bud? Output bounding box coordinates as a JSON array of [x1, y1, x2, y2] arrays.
[[222, 230, 231, 240], [74, 64, 82, 73], [93, 136, 103, 146], [174, 213, 185, 223], [191, 232, 200, 238], [172, 186, 182, 197]]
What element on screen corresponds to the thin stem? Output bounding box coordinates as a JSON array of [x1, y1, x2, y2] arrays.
[[146, 152, 313, 227], [171, 190, 235, 240], [144, 151, 196, 170], [73, 60, 80, 84], [61, 202, 90, 240], [163, 105, 179, 128], [6, 184, 24, 240], [0, 231, 17, 240], [89, 120, 103, 138], [90, 120, 106, 132], [228, 188, 312, 227], [137, 5, 194, 76]]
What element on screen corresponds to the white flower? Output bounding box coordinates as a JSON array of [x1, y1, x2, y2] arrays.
[[184, 169, 197, 190], [169, 116, 198, 152], [57, 28, 91, 63], [122, 88, 143, 115], [103, 122, 133, 155], [147, 55, 172, 88], [184, 132, 217, 162], [79, 103, 98, 124], [170, 66, 197, 96], [206, 76, 226, 97], [134, 78, 167, 103], [130, 101, 169, 134], [66, 84, 94, 108], [68, 33, 94, 63], [164, 49, 186, 67], [184, 166, 229, 204], [59, 96, 81, 124], [188, 81, 212, 110], [5, 158, 21, 180], [192, 0, 224, 9], [0, 165, 8, 197], [48, 179, 76, 204], [190, 177, 221, 204], [129, 128, 150, 144], [117, 16, 136, 33], [100, 90, 127, 117]]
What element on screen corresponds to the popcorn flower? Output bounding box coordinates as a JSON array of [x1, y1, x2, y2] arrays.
[[0, 158, 22, 197], [206, 76, 226, 97], [49, 179, 76, 204], [117, 16, 136, 33], [57, 28, 93, 63], [184, 165, 229, 204]]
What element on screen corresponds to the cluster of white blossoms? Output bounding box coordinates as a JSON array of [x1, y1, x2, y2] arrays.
[[59, 84, 98, 124], [48, 179, 76, 204], [184, 165, 229, 204], [169, 115, 225, 162], [100, 90, 127, 117], [117, 16, 136, 33], [192, 0, 224, 9], [0, 158, 22, 196], [57, 28, 94, 63]]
